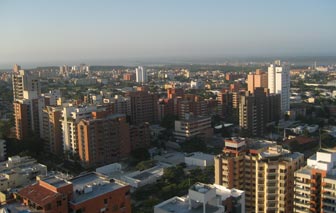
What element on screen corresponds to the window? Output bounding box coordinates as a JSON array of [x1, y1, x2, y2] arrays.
[[104, 198, 108, 204], [57, 200, 62, 207]]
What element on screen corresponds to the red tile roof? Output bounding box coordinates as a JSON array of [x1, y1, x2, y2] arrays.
[[18, 183, 61, 207]]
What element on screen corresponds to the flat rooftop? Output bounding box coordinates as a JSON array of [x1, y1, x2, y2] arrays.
[[132, 171, 152, 180], [1, 201, 44, 213], [42, 176, 71, 188], [156, 197, 221, 213], [70, 172, 126, 204]]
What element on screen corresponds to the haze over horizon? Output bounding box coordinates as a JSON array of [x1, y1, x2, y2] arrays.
[[1, 0, 336, 68]]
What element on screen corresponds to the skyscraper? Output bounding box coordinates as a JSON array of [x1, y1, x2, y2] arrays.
[[135, 66, 147, 83], [268, 60, 290, 113]]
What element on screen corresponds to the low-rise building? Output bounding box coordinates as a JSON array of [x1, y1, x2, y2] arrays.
[[174, 116, 212, 142], [0, 156, 47, 191], [121, 163, 169, 188], [185, 152, 214, 168], [15, 172, 131, 213], [154, 182, 245, 213]]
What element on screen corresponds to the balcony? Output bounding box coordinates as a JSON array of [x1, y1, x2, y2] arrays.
[[295, 194, 310, 201]]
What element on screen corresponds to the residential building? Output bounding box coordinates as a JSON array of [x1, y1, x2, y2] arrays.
[[77, 113, 131, 167], [294, 149, 336, 213], [12, 69, 40, 102], [12, 68, 42, 140], [167, 88, 184, 99], [184, 152, 214, 168], [247, 69, 268, 93], [42, 106, 63, 155], [268, 60, 290, 112], [136, 66, 147, 83], [174, 116, 212, 142], [61, 105, 97, 156], [17, 172, 131, 213], [126, 88, 158, 125], [13, 98, 41, 140], [154, 182, 245, 213], [214, 138, 304, 212], [130, 122, 150, 150], [0, 139, 6, 161], [0, 156, 47, 191], [239, 88, 280, 136], [217, 90, 242, 124]]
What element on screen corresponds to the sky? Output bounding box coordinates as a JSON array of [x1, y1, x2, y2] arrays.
[[0, 0, 336, 68]]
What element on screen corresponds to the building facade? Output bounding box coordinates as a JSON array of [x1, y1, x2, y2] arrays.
[[294, 149, 336, 213], [215, 138, 304, 213], [135, 66, 147, 83], [268, 61, 290, 112]]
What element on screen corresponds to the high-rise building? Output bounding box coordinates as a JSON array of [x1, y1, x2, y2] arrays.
[[214, 138, 304, 213], [126, 88, 158, 125], [61, 105, 98, 156], [77, 113, 131, 167], [268, 61, 290, 112], [13, 64, 21, 73], [12, 68, 42, 140], [217, 90, 243, 124], [42, 106, 63, 155], [247, 69, 268, 93], [135, 66, 147, 83], [12, 69, 40, 102], [294, 149, 336, 213], [130, 123, 150, 150], [167, 88, 184, 99], [239, 88, 280, 136]]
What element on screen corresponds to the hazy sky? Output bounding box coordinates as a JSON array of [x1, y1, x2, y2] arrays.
[[1, 0, 336, 67]]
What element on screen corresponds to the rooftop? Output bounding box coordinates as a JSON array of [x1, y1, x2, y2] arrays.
[[155, 197, 221, 213], [70, 172, 126, 204], [18, 183, 61, 207], [42, 176, 71, 188], [1, 202, 43, 213]]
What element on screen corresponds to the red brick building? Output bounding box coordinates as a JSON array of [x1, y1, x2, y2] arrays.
[[17, 172, 131, 213]]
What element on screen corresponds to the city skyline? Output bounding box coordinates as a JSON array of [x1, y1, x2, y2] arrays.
[[1, 0, 336, 68]]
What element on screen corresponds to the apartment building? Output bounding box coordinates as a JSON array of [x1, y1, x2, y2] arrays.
[[173, 116, 212, 142], [247, 69, 268, 93], [239, 88, 280, 136], [0, 156, 47, 191], [154, 182, 245, 213], [215, 138, 304, 213], [294, 149, 336, 213], [77, 113, 131, 167], [42, 106, 63, 155], [61, 105, 97, 156], [126, 88, 158, 125], [17, 172, 131, 213]]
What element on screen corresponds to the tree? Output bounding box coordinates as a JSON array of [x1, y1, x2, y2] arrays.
[[136, 160, 156, 171], [181, 137, 207, 153]]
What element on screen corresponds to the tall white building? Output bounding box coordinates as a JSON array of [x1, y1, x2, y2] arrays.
[[135, 66, 147, 83], [61, 105, 97, 156], [268, 60, 290, 112]]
